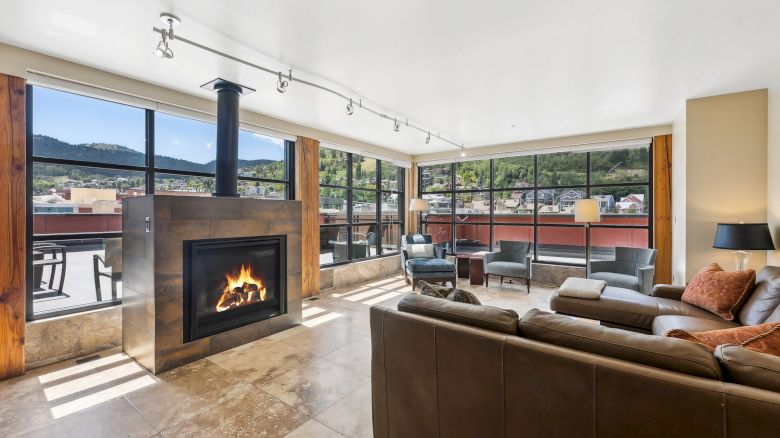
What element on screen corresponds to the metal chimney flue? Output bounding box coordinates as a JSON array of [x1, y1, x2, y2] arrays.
[[200, 78, 255, 197]]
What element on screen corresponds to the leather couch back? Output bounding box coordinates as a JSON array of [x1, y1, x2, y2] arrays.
[[371, 306, 780, 438], [739, 266, 780, 325]]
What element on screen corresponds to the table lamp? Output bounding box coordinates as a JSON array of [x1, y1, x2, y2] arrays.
[[574, 199, 601, 274], [409, 198, 429, 234], [713, 223, 775, 270]]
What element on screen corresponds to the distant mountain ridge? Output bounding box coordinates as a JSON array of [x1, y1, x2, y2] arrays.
[[32, 135, 278, 172]]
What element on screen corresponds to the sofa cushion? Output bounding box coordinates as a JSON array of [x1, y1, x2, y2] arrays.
[[590, 272, 640, 291], [666, 322, 780, 356], [518, 309, 722, 380], [406, 258, 455, 273], [446, 288, 481, 305], [715, 344, 780, 392], [550, 286, 726, 331], [418, 280, 452, 299], [652, 315, 740, 336], [681, 263, 756, 321], [397, 293, 518, 335], [738, 266, 780, 326], [485, 261, 527, 277]]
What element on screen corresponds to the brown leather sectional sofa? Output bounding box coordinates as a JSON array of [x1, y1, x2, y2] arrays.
[[370, 294, 780, 438], [550, 266, 780, 335]]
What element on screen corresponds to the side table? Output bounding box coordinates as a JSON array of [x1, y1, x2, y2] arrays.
[[455, 254, 471, 279], [469, 251, 488, 285]]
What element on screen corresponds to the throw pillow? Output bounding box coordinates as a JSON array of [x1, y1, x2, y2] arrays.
[[446, 288, 481, 305], [418, 280, 452, 299], [408, 243, 435, 259], [681, 263, 756, 320], [666, 322, 780, 356]]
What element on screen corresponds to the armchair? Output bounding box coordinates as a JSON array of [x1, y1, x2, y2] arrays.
[[484, 240, 532, 293], [588, 247, 657, 294], [401, 234, 456, 290]]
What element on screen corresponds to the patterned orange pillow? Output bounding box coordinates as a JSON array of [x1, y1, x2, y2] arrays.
[[681, 263, 756, 320], [666, 322, 780, 357]]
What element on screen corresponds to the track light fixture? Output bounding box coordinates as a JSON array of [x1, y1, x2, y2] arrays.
[[346, 98, 354, 116], [151, 13, 465, 153], [276, 70, 291, 93], [154, 13, 179, 59]]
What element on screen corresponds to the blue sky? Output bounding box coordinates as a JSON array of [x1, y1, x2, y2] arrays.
[[33, 86, 285, 163]]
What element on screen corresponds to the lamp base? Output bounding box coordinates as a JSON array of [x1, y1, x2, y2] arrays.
[[731, 250, 752, 271]]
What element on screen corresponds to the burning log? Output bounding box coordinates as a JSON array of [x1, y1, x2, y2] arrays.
[[215, 264, 267, 312]]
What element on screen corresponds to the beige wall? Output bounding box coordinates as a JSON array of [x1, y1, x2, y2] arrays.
[[681, 89, 768, 280], [671, 110, 687, 284], [768, 88, 780, 265]]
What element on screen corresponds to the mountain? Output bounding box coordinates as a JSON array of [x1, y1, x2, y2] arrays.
[[32, 135, 279, 172]]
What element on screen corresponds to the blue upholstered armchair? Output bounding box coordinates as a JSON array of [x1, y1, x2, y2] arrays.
[[483, 241, 532, 293], [401, 234, 456, 290], [588, 247, 657, 294]]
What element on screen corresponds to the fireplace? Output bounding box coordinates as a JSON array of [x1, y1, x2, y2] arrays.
[[183, 235, 287, 342]]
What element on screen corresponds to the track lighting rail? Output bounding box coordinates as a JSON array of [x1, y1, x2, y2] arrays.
[[152, 25, 464, 152]]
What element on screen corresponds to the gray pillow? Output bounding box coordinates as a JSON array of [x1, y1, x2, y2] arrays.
[[408, 243, 435, 259], [446, 288, 481, 305], [419, 280, 452, 299], [518, 309, 722, 380]]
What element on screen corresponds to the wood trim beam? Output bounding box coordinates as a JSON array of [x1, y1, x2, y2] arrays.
[[0, 74, 26, 380], [653, 134, 672, 284], [295, 137, 320, 298]]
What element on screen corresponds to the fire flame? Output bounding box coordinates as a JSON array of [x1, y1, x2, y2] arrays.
[[215, 264, 267, 312]]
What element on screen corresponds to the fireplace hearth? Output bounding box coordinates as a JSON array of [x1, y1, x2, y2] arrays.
[[184, 235, 287, 342]]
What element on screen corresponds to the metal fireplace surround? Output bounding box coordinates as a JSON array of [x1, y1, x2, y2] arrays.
[[183, 235, 287, 343]]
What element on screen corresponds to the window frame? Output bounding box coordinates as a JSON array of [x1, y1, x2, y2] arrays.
[[25, 84, 295, 320], [419, 148, 653, 267], [319, 149, 405, 267]]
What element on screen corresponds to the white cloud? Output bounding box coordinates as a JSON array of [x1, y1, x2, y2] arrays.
[[171, 139, 180, 145], [206, 142, 214, 149]]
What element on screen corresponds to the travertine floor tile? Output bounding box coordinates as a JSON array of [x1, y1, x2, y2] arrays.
[[21, 397, 155, 438], [285, 419, 345, 438], [315, 383, 373, 438]]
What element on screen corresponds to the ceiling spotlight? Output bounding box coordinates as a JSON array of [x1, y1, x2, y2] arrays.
[[393, 118, 401, 132], [346, 98, 354, 116], [154, 13, 180, 59], [277, 70, 291, 93], [460, 147, 466, 157], [425, 132, 431, 144]]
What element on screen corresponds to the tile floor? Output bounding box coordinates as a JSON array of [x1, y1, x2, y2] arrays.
[[0, 275, 555, 438]]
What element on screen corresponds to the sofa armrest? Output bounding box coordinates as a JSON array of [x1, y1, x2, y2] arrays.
[[526, 253, 533, 278], [483, 251, 500, 265], [638, 266, 655, 295], [651, 284, 686, 301], [434, 246, 447, 259]]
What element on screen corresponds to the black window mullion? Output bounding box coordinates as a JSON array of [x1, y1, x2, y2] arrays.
[[533, 155, 539, 262], [346, 153, 353, 261], [146, 108, 155, 194], [489, 159, 494, 251], [376, 159, 382, 256]]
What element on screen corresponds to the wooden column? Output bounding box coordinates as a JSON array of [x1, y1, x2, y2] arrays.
[[0, 74, 26, 380], [295, 137, 320, 298], [653, 135, 672, 284]]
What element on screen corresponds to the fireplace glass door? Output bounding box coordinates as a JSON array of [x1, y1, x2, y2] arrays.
[[184, 235, 286, 342]]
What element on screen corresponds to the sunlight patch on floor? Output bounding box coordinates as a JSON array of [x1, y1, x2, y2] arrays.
[[302, 306, 327, 319], [38, 353, 128, 384], [50, 375, 156, 419], [302, 311, 343, 327], [362, 292, 401, 305], [343, 288, 391, 302], [43, 362, 147, 402]]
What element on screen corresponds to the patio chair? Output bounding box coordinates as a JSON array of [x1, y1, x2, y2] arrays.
[[93, 238, 122, 301]]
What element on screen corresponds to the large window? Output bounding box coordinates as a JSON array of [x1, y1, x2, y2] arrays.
[[27, 85, 293, 319], [419, 146, 651, 264], [319, 147, 405, 266]]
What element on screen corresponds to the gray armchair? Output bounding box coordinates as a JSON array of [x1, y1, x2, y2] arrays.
[[588, 247, 657, 294], [401, 234, 456, 290], [484, 241, 532, 293]]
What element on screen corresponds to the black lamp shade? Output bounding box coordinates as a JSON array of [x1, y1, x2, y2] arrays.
[[713, 223, 776, 250]]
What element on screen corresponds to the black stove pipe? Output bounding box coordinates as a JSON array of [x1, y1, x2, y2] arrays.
[[213, 81, 242, 197]]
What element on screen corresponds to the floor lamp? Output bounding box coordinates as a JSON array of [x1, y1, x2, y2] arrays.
[[575, 199, 601, 277], [409, 198, 429, 234]]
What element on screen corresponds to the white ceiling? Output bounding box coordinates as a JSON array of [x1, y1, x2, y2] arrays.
[[1, 0, 779, 155]]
